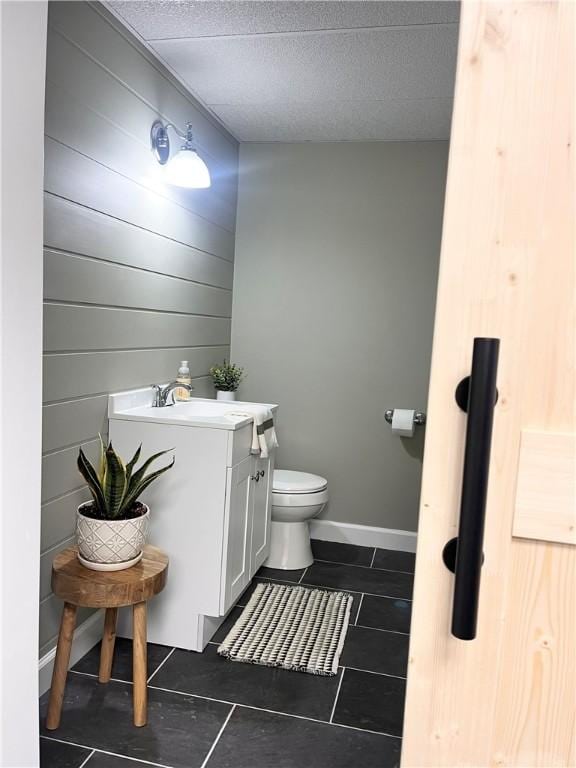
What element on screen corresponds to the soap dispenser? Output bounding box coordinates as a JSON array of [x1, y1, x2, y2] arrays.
[[175, 360, 192, 401]]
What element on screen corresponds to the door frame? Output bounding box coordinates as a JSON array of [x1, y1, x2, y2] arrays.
[[0, 2, 47, 765]]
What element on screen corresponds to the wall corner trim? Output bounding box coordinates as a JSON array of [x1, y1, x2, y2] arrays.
[[38, 610, 103, 696], [310, 520, 417, 553]]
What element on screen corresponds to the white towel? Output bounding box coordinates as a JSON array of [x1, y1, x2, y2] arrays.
[[227, 406, 279, 458]]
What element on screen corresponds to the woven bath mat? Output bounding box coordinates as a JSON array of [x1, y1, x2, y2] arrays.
[[217, 582, 353, 676]]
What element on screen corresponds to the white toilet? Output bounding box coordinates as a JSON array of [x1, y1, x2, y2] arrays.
[[266, 469, 329, 570]]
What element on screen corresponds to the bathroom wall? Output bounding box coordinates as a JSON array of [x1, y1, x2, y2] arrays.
[[231, 142, 448, 533], [40, 2, 238, 657]]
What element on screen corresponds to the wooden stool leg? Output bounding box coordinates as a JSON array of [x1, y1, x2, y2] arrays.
[[132, 601, 147, 727], [46, 602, 77, 730], [99, 607, 118, 683]]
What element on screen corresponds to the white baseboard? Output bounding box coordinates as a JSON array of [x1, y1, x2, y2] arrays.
[[38, 610, 103, 696], [310, 520, 417, 553]]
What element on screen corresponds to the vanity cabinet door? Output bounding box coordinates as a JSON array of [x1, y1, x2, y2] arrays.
[[250, 454, 274, 574], [220, 456, 253, 613]]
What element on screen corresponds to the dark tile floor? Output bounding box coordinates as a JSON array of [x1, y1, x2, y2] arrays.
[[40, 540, 414, 768]]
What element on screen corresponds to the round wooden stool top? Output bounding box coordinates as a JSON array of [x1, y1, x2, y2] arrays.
[[51, 545, 169, 608]]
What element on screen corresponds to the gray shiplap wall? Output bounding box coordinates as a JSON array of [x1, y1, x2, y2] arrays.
[[40, 1, 238, 656]]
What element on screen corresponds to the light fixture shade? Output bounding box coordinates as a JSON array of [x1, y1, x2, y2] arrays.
[[164, 148, 211, 188]]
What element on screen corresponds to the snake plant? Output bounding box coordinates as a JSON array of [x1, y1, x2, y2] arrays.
[[77, 439, 174, 519]]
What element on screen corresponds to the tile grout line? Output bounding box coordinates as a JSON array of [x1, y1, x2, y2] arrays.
[[199, 704, 236, 768], [309, 557, 415, 576], [370, 566, 414, 576], [300, 582, 412, 602], [254, 571, 414, 598], [354, 622, 409, 636], [40, 736, 173, 768], [256, 575, 305, 585], [298, 567, 308, 584], [329, 668, 345, 724], [70, 669, 128, 684], [215, 623, 408, 641], [369, 549, 378, 568], [70, 655, 407, 683], [354, 593, 364, 625], [342, 665, 407, 681], [146, 647, 176, 684], [323, 719, 402, 741], [78, 748, 96, 768], [255, 574, 413, 601], [145, 681, 402, 739]]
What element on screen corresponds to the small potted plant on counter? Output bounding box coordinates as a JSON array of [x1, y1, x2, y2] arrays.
[[76, 440, 174, 571], [209, 360, 245, 401]]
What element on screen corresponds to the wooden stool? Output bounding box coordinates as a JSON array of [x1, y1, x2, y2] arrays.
[[46, 545, 168, 730]]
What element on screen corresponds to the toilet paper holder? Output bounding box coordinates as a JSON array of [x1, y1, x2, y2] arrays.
[[384, 409, 426, 427]]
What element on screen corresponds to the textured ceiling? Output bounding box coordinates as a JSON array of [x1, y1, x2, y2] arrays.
[[108, 1, 459, 142]]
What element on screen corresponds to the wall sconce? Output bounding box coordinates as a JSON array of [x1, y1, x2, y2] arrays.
[[150, 120, 211, 189]]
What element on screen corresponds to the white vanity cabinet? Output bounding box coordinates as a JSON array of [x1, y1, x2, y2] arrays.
[[250, 455, 273, 572], [222, 453, 273, 611], [108, 389, 277, 651]]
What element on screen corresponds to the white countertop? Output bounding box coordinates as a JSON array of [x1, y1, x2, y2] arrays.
[[108, 387, 278, 431]]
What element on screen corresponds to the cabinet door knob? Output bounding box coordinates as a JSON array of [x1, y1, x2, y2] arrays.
[[250, 473, 260, 482], [258, 470, 265, 478]]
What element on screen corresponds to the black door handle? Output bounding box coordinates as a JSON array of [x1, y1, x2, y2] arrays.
[[443, 337, 500, 640]]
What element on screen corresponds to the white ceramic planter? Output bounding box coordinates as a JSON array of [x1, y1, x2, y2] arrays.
[[76, 502, 150, 571], [216, 390, 236, 401]]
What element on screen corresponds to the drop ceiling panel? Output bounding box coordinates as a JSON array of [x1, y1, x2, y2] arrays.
[[152, 26, 457, 105], [109, 1, 460, 40], [214, 98, 453, 142], [106, 1, 458, 142]]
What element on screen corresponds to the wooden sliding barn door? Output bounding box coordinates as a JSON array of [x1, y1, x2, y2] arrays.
[[402, 1, 575, 766]]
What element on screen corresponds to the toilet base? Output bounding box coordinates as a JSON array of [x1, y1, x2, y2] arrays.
[[265, 520, 314, 571]]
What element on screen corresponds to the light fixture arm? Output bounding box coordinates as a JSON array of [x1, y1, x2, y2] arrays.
[[151, 120, 196, 165], [164, 122, 195, 145]]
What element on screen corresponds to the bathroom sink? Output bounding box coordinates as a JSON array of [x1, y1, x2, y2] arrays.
[[127, 401, 249, 425], [108, 388, 278, 431]]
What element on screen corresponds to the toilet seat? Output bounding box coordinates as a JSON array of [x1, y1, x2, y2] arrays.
[[272, 469, 327, 494], [271, 487, 329, 508]]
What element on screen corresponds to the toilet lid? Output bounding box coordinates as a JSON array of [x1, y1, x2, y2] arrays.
[[273, 469, 328, 494]]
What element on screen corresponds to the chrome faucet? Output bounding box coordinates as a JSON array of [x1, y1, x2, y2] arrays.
[[152, 381, 194, 407]]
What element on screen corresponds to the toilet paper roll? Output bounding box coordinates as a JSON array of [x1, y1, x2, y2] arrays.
[[391, 409, 415, 437]]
